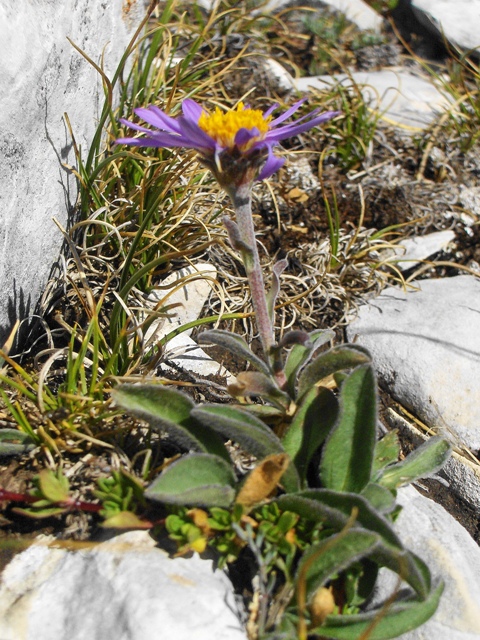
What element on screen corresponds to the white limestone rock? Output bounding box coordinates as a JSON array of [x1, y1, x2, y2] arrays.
[[145, 263, 232, 381], [375, 486, 480, 640], [409, 0, 480, 53], [295, 69, 451, 130], [388, 230, 455, 271], [261, 58, 296, 95], [346, 275, 480, 451], [387, 407, 480, 513], [0, 531, 247, 640], [145, 263, 219, 342], [159, 333, 234, 381], [0, 0, 143, 346], [459, 186, 480, 219]]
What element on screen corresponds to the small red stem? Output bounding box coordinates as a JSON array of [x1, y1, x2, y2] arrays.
[[0, 487, 162, 528], [0, 487, 102, 513], [0, 488, 38, 504], [66, 498, 103, 513]]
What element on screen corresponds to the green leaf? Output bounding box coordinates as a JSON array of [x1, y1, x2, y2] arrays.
[[372, 430, 401, 478], [314, 582, 444, 639], [113, 383, 194, 425], [12, 506, 67, 519], [38, 469, 70, 503], [379, 437, 452, 491], [276, 490, 430, 599], [320, 365, 377, 493], [101, 511, 152, 529], [296, 529, 379, 603], [234, 403, 284, 420], [284, 329, 334, 397], [198, 330, 271, 375], [192, 404, 283, 454], [282, 386, 338, 485], [191, 404, 301, 493], [228, 371, 290, 409], [276, 490, 403, 550], [145, 453, 236, 507], [297, 344, 371, 401], [361, 483, 397, 513], [0, 429, 35, 457], [112, 384, 229, 460]]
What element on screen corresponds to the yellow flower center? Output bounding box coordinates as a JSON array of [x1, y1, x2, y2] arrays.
[[198, 102, 271, 149]]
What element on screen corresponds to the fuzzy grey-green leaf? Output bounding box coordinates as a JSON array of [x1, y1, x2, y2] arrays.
[[112, 384, 228, 460], [361, 482, 397, 513], [198, 329, 270, 375], [191, 404, 301, 493], [296, 529, 379, 603], [284, 329, 334, 397], [282, 386, 338, 485], [372, 430, 401, 478], [297, 345, 371, 401], [112, 384, 194, 426], [145, 453, 236, 507], [320, 364, 377, 493], [379, 436, 451, 490], [315, 582, 444, 639]]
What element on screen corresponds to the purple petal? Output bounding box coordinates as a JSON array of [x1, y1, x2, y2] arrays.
[[234, 127, 259, 147], [182, 99, 205, 123], [114, 136, 151, 147], [262, 103, 279, 118], [271, 107, 321, 129], [177, 116, 216, 150], [116, 130, 202, 149], [269, 98, 307, 126], [135, 105, 183, 133], [266, 111, 340, 141], [114, 136, 175, 148], [119, 118, 155, 134], [256, 148, 285, 181]]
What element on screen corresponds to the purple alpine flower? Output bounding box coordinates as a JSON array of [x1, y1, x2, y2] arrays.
[[117, 98, 339, 187]]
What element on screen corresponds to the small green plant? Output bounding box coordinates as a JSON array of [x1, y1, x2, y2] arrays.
[[304, 10, 353, 76], [325, 82, 382, 172], [0, 467, 151, 528], [112, 95, 451, 638], [94, 469, 147, 526], [0, 468, 102, 519]]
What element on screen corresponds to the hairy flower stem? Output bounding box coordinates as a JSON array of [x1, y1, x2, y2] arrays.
[[229, 183, 275, 360]]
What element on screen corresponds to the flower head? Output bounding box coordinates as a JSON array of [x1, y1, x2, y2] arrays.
[[117, 98, 339, 187]]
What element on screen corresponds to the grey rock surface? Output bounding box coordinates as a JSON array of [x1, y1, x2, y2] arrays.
[[388, 230, 455, 271], [459, 186, 480, 219], [346, 276, 480, 451], [376, 486, 480, 639], [0, 531, 246, 640], [145, 263, 233, 381], [408, 0, 480, 53], [387, 407, 480, 514], [296, 69, 450, 129], [0, 0, 143, 346]]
